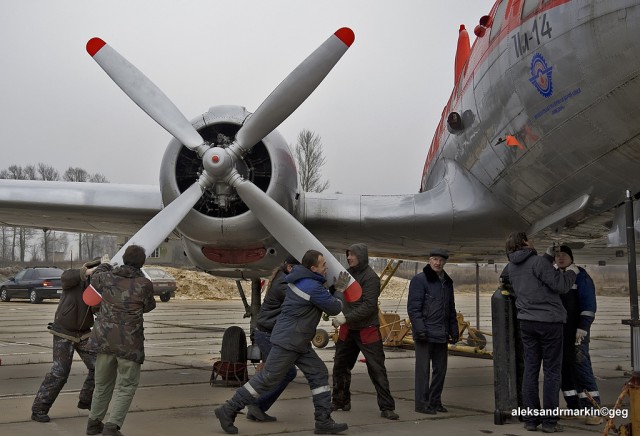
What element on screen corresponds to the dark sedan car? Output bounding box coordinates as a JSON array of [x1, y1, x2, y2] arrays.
[[142, 267, 177, 302], [0, 266, 64, 304]]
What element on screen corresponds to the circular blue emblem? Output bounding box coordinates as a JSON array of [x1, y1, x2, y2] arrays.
[[529, 53, 553, 98]]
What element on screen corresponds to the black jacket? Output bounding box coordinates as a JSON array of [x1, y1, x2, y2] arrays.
[[52, 269, 95, 336], [256, 267, 288, 333], [344, 243, 380, 330], [407, 264, 457, 344]]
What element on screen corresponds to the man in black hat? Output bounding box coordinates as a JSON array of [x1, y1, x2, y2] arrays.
[[407, 248, 459, 414], [248, 254, 301, 422]]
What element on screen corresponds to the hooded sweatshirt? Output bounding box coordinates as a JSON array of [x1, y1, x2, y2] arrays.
[[344, 243, 381, 330], [506, 248, 577, 323]]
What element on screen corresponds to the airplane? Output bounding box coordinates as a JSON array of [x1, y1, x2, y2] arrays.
[[0, 0, 639, 304]]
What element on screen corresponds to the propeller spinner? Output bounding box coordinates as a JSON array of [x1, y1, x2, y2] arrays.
[[86, 28, 361, 302]]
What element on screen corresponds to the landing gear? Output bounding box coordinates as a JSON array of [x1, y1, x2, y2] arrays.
[[221, 326, 247, 363]]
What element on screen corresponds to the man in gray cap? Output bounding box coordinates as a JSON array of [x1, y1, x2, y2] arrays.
[[407, 248, 459, 414]]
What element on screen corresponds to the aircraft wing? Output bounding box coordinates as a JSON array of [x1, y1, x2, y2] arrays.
[[0, 180, 162, 235]]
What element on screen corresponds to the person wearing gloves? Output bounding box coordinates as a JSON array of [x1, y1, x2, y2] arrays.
[[504, 233, 578, 433], [554, 245, 602, 425], [31, 258, 101, 425], [331, 243, 398, 420], [249, 254, 300, 422], [86, 246, 156, 436], [215, 250, 349, 435], [407, 248, 458, 415]]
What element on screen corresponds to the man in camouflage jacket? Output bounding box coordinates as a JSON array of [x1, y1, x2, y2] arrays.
[[86, 245, 155, 436], [31, 260, 100, 424]]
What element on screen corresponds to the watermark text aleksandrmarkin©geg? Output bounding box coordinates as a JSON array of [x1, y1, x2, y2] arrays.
[[511, 407, 628, 420]]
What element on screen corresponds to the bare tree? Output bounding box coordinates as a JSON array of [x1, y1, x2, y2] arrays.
[[293, 129, 329, 193], [89, 173, 109, 183], [1, 165, 27, 180], [28, 243, 40, 262], [38, 163, 60, 181], [24, 165, 38, 180], [63, 167, 89, 182]]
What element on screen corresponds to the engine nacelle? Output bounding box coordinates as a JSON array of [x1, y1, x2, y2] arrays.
[[159, 105, 299, 277]]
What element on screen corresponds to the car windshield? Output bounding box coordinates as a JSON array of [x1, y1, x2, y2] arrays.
[[145, 268, 172, 279], [34, 268, 63, 278]]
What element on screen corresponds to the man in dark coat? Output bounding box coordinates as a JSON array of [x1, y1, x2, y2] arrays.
[[86, 245, 156, 436], [407, 248, 458, 415], [331, 243, 398, 420], [504, 232, 578, 433], [555, 245, 602, 425], [249, 254, 300, 422], [31, 260, 100, 425], [215, 250, 349, 435]]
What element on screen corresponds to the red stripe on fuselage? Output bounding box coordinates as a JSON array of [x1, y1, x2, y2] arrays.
[[421, 0, 572, 189]]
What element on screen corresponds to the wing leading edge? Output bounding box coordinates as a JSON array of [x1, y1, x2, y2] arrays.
[[0, 180, 162, 235], [302, 160, 529, 262]]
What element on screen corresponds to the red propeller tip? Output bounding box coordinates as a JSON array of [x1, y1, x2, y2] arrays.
[[344, 280, 362, 302], [334, 27, 355, 47], [86, 37, 106, 57]]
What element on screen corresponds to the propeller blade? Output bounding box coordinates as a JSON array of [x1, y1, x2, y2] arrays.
[[233, 178, 362, 302], [233, 28, 355, 155], [86, 37, 204, 151], [110, 182, 204, 266]]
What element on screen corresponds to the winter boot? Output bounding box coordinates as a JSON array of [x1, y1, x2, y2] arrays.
[[214, 404, 239, 434], [102, 422, 123, 436], [31, 412, 50, 423], [314, 416, 348, 434], [78, 400, 92, 410], [86, 418, 104, 435], [246, 404, 277, 422]]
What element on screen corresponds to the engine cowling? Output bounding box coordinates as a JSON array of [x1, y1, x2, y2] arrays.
[[159, 105, 299, 277]]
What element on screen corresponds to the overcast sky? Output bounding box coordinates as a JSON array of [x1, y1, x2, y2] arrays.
[[1, 0, 492, 195]]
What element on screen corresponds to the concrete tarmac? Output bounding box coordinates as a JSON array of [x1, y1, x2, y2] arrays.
[[0, 295, 633, 435]]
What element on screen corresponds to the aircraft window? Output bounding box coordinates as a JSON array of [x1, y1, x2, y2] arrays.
[[522, 0, 540, 18], [490, 0, 509, 40]]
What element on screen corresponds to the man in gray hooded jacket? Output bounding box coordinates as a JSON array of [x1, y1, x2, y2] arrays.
[[504, 232, 578, 433], [331, 243, 398, 420]]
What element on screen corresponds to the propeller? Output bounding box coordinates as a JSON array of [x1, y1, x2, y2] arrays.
[[86, 37, 207, 155], [231, 175, 361, 302], [85, 28, 361, 303]]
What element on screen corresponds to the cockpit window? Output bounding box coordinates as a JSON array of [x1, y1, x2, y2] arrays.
[[522, 0, 553, 18], [490, 0, 509, 40], [522, 0, 539, 18]]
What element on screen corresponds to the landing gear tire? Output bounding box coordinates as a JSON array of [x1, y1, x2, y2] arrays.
[[466, 331, 487, 350], [312, 329, 330, 348], [0, 288, 9, 302], [30, 290, 43, 304], [160, 293, 171, 302], [221, 326, 247, 363]]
